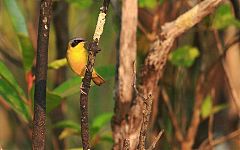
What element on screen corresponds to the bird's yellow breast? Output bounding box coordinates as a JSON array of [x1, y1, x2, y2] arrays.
[[66, 43, 88, 77]]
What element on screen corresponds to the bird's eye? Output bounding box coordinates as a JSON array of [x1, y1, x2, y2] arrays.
[[71, 40, 80, 47], [70, 39, 85, 47]]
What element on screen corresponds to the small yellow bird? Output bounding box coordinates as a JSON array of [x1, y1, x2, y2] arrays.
[[66, 37, 105, 86]]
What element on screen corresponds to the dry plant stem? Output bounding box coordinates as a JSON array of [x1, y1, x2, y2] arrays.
[[32, 0, 52, 149], [112, 0, 223, 149], [200, 129, 240, 149], [209, 129, 240, 147], [208, 110, 214, 146], [182, 74, 206, 150], [161, 89, 184, 142], [138, 94, 153, 150], [147, 130, 164, 150], [79, 0, 110, 150], [112, 0, 137, 149], [212, 29, 224, 54], [116, 0, 137, 120], [139, 0, 223, 149]]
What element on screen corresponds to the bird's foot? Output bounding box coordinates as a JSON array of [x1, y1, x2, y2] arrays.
[[87, 41, 101, 53]]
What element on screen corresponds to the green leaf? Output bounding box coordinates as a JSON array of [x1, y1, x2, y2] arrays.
[[66, 0, 93, 9], [0, 79, 30, 122], [169, 46, 200, 68], [201, 95, 213, 119], [213, 103, 228, 114], [212, 4, 240, 29], [0, 61, 26, 98], [46, 91, 62, 113], [54, 121, 81, 140], [53, 65, 115, 98], [48, 58, 67, 69], [4, 0, 34, 72], [101, 135, 113, 143], [94, 65, 115, 79], [59, 128, 80, 140], [68, 148, 83, 150], [201, 96, 228, 119], [53, 76, 82, 98], [91, 113, 113, 135], [53, 120, 81, 132], [3, 0, 27, 35], [139, 0, 158, 9], [18, 35, 35, 71]]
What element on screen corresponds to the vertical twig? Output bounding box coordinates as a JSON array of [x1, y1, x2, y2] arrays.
[[112, 0, 138, 148], [137, 94, 153, 150], [32, 0, 52, 149], [79, 0, 110, 149]]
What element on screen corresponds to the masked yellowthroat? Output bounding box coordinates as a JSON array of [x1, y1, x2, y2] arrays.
[[66, 38, 105, 86]]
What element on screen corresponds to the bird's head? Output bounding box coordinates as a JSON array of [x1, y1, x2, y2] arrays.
[[69, 37, 86, 48]]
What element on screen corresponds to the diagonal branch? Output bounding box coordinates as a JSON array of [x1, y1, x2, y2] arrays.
[[79, 0, 110, 150], [161, 89, 184, 142]]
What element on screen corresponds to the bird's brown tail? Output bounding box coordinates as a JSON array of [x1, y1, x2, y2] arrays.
[[92, 73, 105, 86]]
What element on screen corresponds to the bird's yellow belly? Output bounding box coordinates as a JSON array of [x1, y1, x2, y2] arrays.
[[67, 50, 87, 77]]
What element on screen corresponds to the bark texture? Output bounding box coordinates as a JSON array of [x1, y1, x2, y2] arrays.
[[79, 1, 110, 149], [32, 0, 52, 149], [112, 0, 138, 149], [112, 0, 223, 149]]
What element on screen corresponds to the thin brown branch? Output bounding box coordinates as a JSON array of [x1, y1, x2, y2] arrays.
[[183, 74, 206, 150], [147, 130, 164, 150], [138, 21, 156, 41], [200, 128, 240, 149], [208, 109, 214, 147], [80, 0, 110, 149], [32, 0, 52, 149], [212, 29, 224, 54], [161, 89, 184, 142], [210, 129, 240, 147]]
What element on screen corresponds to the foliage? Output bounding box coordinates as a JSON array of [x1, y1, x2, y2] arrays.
[[139, 0, 164, 8], [65, 0, 93, 9], [201, 95, 228, 120], [169, 45, 200, 68], [91, 113, 113, 135], [4, 0, 34, 72], [48, 58, 67, 70], [0, 62, 31, 122], [53, 113, 113, 145], [46, 65, 115, 113], [212, 4, 240, 29]]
